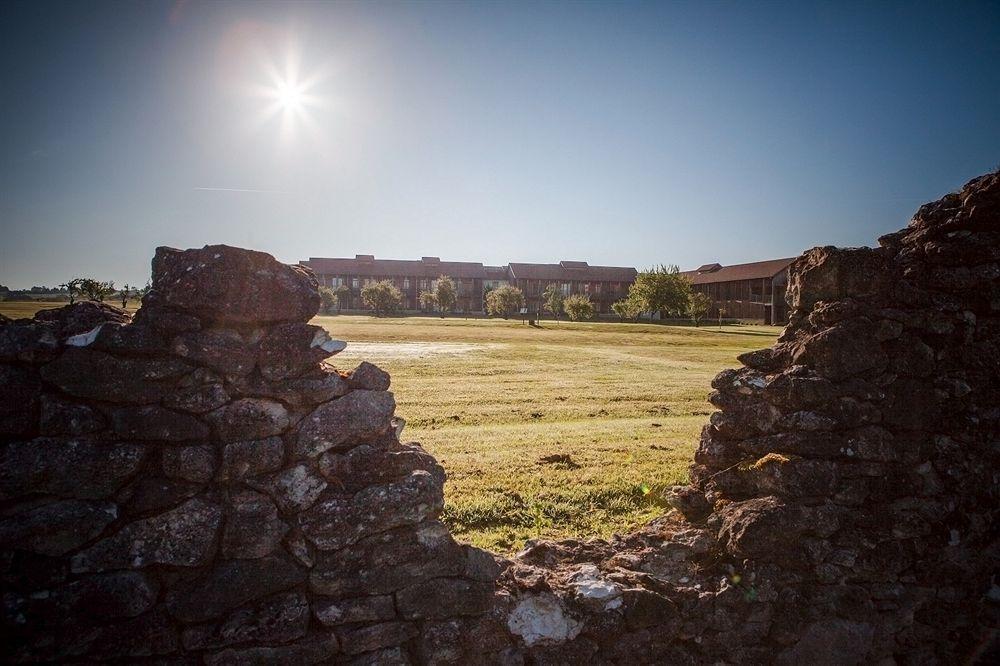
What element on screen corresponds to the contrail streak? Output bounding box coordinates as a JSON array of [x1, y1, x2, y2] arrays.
[[194, 187, 290, 194]]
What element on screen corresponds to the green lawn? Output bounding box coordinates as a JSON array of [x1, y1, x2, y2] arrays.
[[2, 302, 778, 552], [317, 315, 778, 551]]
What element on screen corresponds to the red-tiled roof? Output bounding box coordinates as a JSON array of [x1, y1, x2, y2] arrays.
[[680, 257, 797, 285], [301, 256, 487, 279], [508, 262, 637, 282]]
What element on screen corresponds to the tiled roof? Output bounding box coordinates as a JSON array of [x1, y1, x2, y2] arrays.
[[484, 265, 511, 279], [301, 256, 487, 279], [680, 257, 797, 285], [508, 262, 638, 282]]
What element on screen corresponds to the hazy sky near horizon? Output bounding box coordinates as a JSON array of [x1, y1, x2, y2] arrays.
[[1, 0, 998, 288]]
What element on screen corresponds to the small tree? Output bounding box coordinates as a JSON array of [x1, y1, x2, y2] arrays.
[[717, 306, 727, 330], [63, 279, 83, 305], [627, 265, 691, 318], [686, 292, 712, 327], [542, 284, 564, 320], [78, 278, 116, 302], [318, 286, 339, 314], [611, 297, 642, 322], [563, 294, 595, 322], [361, 280, 402, 316], [434, 275, 457, 315], [485, 284, 524, 319], [419, 290, 438, 313], [119, 283, 132, 309], [334, 284, 350, 311]]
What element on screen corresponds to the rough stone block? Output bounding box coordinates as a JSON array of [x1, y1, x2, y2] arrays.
[[300, 470, 443, 551], [165, 555, 305, 622], [295, 390, 396, 458], [0, 438, 145, 500], [222, 490, 289, 558], [208, 398, 289, 442], [72, 497, 221, 572], [149, 244, 319, 325], [217, 436, 285, 481]]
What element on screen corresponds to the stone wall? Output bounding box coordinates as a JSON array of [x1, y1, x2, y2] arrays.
[[2, 172, 998, 664]]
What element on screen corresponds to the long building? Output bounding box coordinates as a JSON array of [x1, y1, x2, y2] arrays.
[[507, 262, 637, 314], [299, 255, 637, 314], [680, 257, 797, 325]]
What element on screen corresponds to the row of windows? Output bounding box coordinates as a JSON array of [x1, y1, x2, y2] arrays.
[[322, 275, 482, 294]]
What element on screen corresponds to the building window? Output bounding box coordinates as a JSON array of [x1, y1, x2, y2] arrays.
[[561, 283, 571, 296], [351, 278, 359, 289], [403, 278, 410, 290]]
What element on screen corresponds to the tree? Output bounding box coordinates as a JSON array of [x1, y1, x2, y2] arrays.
[[334, 284, 350, 311], [318, 286, 339, 314], [686, 292, 712, 327], [611, 297, 642, 322], [418, 290, 438, 312], [563, 294, 595, 321], [717, 307, 727, 330], [434, 275, 456, 315], [485, 284, 524, 319], [360, 280, 402, 316], [627, 265, 691, 318], [119, 284, 133, 309], [542, 284, 564, 320], [63, 279, 84, 305], [77, 278, 116, 302]]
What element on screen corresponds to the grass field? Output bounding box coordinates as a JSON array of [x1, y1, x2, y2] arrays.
[[318, 315, 778, 551], [2, 301, 779, 552]]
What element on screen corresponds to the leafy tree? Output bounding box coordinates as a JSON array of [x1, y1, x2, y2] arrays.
[[717, 306, 727, 329], [318, 286, 339, 314], [434, 275, 456, 315], [361, 280, 402, 316], [611, 297, 642, 322], [119, 283, 133, 309], [627, 265, 690, 317], [542, 284, 564, 320], [485, 284, 524, 319], [562, 294, 595, 321], [334, 284, 350, 311], [418, 290, 438, 312], [78, 278, 116, 302], [686, 291, 712, 327], [138, 280, 152, 301], [63, 278, 83, 305]]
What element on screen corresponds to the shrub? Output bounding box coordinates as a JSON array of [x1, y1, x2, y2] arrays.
[[434, 275, 456, 314], [686, 292, 712, 326], [76, 278, 116, 302], [361, 280, 402, 315], [542, 284, 564, 320], [611, 297, 642, 321], [563, 293, 595, 321], [419, 290, 438, 312], [485, 285, 524, 319], [627, 265, 690, 317], [318, 286, 339, 314]]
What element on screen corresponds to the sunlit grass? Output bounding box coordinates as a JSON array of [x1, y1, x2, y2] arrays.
[[320, 315, 777, 551]]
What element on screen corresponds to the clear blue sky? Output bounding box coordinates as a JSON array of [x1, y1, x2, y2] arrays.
[[1, 0, 998, 288]]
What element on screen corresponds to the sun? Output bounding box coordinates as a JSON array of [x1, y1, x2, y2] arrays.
[[274, 80, 304, 112], [245, 42, 335, 143]]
